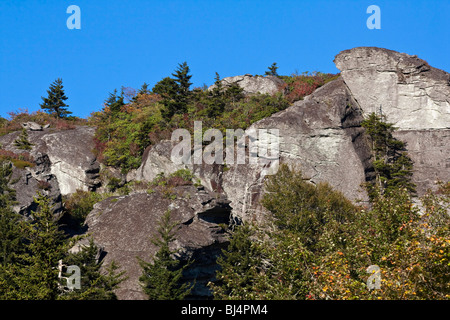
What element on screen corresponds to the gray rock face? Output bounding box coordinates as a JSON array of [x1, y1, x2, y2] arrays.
[[84, 186, 231, 300], [334, 47, 450, 130], [218, 77, 373, 222], [0, 132, 62, 216], [29, 126, 101, 195], [335, 47, 450, 194], [132, 140, 186, 182], [393, 130, 450, 196], [9, 159, 62, 218], [0, 126, 101, 197], [209, 74, 286, 96]]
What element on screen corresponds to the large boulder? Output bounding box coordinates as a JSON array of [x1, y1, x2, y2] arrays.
[[84, 186, 232, 300], [32, 126, 101, 195], [0, 126, 101, 199], [334, 47, 450, 130], [22, 121, 43, 131], [208, 74, 286, 96], [131, 140, 185, 183], [335, 47, 450, 195]]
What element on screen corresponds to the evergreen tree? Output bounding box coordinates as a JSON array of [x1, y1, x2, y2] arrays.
[[265, 62, 279, 77], [22, 193, 67, 299], [224, 82, 244, 103], [158, 62, 193, 120], [40, 78, 72, 118], [152, 77, 178, 97], [361, 112, 416, 197], [206, 72, 226, 117], [2, 193, 66, 299], [0, 160, 21, 267], [139, 82, 150, 95], [138, 210, 193, 300], [60, 239, 127, 300], [104, 89, 125, 114], [211, 224, 264, 299], [0, 161, 27, 299], [14, 128, 33, 151], [172, 61, 192, 100], [211, 72, 223, 96], [131, 83, 151, 103]]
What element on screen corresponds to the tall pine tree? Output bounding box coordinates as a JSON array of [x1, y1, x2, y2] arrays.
[[265, 62, 279, 76], [172, 61, 192, 101], [0, 160, 22, 267], [104, 89, 125, 114], [40, 78, 72, 118], [1, 193, 66, 299], [159, 62, 193, 120]]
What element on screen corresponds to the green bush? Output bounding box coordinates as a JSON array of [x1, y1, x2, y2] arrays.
[[64, 190, 106, 226]]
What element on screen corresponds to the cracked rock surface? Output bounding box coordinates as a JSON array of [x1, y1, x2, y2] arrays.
[[334, 47, 450, 130], [0, 126, 101, 215], [84, 186, 232, 300]]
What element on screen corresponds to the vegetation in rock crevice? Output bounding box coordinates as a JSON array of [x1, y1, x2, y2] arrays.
[[361, 112, 416, 199]]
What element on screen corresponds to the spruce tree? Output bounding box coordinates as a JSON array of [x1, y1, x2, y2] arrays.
[[159, 62, 193, 120], [0, 193, 66, 299], [104, 89, 125, 114], [14, 128, 33, 151], [225, 82, 244, 103], [60, 239, 126, 300], [265, 62, 279, 76], [361, 112, 416, 197], [15, 193, 67, 299], [207, 72, 226, 117], [0, 160, 21, 267], [0, 161, 27, 299], [40, 78, 72, 118], [138, 210, 193, 300], [212, 72, 223, 96], [152, 77, 178, 97], [138, 82, 151, 95], [211, 224, 263, 299]]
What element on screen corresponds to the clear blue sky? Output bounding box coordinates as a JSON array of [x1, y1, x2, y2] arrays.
[[1, 0, 449, 119]]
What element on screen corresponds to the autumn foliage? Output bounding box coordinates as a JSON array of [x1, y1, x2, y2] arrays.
[[212, 164, 449, 300]]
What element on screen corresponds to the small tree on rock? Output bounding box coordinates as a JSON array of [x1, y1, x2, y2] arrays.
[[40, 78, 72, 118], [265, 62, 279, 77], [14, 128, 33, 151]]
